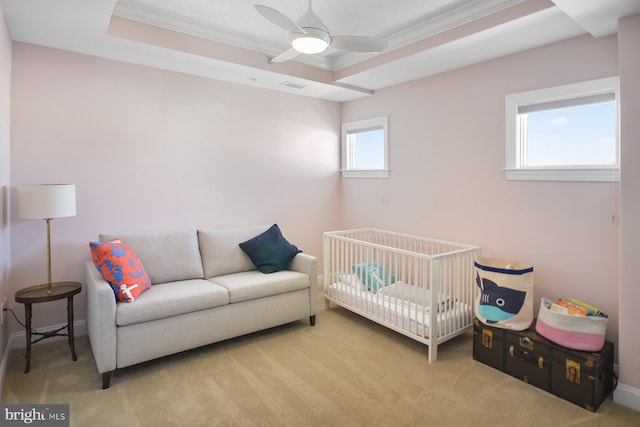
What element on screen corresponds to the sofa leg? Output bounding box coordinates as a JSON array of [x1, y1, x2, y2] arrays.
[[310, 315, 316, 326], [102, 371, 112, 389]]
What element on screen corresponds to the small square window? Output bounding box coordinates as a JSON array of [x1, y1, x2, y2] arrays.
[[341, 116, 389, 178], [505, 77, 619, 182]]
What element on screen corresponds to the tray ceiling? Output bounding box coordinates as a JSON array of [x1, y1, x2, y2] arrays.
[[1, 0, 639, 102]]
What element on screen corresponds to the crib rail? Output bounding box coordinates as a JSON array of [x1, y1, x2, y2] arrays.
[[323, 228, 481, 362]]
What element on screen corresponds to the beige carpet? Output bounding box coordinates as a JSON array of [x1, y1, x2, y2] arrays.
[[2, 297, 640, 427]]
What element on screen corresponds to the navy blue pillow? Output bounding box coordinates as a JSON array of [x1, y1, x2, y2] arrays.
[[239, 224, 301, 274]]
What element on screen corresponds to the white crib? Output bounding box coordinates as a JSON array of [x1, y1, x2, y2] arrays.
[[323, 229, 481, 362]]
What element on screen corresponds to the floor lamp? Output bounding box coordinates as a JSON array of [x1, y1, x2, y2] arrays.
[[17, 184, 77, 294]]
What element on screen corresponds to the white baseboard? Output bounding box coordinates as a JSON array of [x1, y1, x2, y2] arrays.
[[7, 320, 87, 350], [0, 320, 87, 397], [0, 335, 11, 400], [614, 382, 640, 412]]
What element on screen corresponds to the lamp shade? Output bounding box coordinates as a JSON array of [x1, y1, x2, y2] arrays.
[[17, 184, 76, 219]]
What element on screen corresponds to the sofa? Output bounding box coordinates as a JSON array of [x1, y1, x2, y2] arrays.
[[85, 225, 317, 389]]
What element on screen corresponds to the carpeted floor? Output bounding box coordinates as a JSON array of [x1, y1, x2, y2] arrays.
[[2, 297, 640, 427]]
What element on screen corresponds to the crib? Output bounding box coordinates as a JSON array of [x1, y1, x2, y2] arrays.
[[323, 229, 481, 362]]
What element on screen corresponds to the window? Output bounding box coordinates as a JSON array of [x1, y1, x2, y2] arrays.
[[341, 116, 389, 178], [505, 77, 619, 182]]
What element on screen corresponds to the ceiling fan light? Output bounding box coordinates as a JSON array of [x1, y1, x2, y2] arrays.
[[290, 29, 330, 54], [292, 37, 328, 54]]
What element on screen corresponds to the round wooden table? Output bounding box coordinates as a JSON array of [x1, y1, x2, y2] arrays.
[[14, 281, 82, 373]]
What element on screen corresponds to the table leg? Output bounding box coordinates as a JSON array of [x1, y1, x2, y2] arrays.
[[24, 303, 32, 374], [67, 295, 77, 361]]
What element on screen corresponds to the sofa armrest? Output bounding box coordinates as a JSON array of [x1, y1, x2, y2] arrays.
[[289, 253, 318, 315], [85, 261, 118, 374]]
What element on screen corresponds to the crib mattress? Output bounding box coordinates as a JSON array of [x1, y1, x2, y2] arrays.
[[326, 277, 472, 339]]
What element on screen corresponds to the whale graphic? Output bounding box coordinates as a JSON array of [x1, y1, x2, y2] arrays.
[[476, 274, 527, 323]]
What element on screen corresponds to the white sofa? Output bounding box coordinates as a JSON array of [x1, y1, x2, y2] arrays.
[[85, 225, 317, 388]]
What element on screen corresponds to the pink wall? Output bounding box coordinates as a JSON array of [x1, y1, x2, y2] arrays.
[[342, 35, 622, 353], [7, 43, 342, 332], [342, 28, 640, 403], [4, 11, 639, 408], [618, 13, 640, 403], [0, 4, 12, 370]]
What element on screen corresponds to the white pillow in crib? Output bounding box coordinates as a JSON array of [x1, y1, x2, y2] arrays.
[[338, 274, 366, 290]]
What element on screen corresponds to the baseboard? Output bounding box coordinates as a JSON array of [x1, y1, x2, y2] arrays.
[[614, 382, 640, 412], [7, 320, 87, 350], [0, 336, 11, 400], [0, 320, 87, 397]]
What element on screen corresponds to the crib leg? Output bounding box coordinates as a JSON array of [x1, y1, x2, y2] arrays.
[[428, 344, 437, 363], [324, 299, 331, 309]]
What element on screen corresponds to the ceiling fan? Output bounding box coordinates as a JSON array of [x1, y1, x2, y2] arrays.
[[255, 0, 389, 63]]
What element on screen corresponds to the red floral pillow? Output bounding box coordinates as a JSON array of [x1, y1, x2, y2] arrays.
[[89, 240, 151, 303]]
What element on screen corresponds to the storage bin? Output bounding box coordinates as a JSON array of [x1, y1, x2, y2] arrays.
[[535, 297, 607, 352], [474, 258, 534, 331]]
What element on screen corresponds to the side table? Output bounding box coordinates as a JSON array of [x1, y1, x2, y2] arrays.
[[14, 281, 82, 373]]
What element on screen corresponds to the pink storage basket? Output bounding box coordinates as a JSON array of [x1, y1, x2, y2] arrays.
[[535, 297, 607, 352]]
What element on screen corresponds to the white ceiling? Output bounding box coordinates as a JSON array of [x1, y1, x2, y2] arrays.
[[112, 0, 526, 70], [1, 0, 639, 102]]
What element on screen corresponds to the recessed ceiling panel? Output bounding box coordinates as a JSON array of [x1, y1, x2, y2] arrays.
[[113, 0, 525, 69]]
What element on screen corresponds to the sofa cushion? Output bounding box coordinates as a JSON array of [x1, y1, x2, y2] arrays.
[[239, 224, 302, 274], [116, 279, 230, 326], [100, 229, 204, 285], [198, 225, 270, 279], [89, 240, 152, 303], [209, 270, 309, 304]]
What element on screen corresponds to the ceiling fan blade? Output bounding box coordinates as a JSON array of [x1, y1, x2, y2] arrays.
[[268, 48, 301, 64], [255, 5, 306, 34], [330, 36, 389, 53]]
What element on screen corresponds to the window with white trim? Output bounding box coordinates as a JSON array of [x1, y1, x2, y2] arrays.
[[505, 77, 619, 182], [341, 116, 389, 178]]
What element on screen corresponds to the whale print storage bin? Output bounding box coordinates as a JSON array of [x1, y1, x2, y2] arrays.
[[474, 258, 534, 331]]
